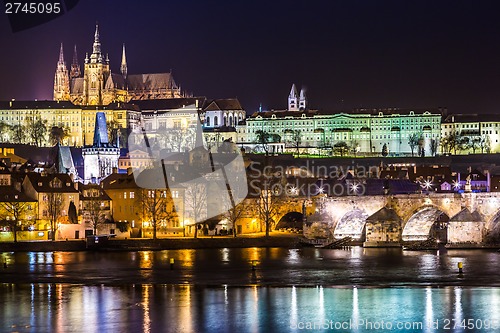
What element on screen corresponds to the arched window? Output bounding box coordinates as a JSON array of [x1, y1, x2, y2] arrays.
[[206, 116, 210, 127], [214, 116, 218, 126], [228, 116, 233, 126], [223, 115, 227, 126]]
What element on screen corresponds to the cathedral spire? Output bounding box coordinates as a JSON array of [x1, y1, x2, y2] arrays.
[[299, 87, 307, 111], [288, 83, 299, 111], [121, 43, 127, 79], [58, 43, 65, 64], [54, 43, 70, 101], [90, 23, 103, 63], [70, 44, 81, 78]]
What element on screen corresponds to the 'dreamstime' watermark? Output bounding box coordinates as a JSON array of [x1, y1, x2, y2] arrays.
[[128, 110, 248, 224]]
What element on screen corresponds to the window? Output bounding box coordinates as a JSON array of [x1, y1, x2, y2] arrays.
[[214, 116, 218, 126], [124, 192, 127, 199], [130, 192, 135, 199], [206, 116, 210, 126]]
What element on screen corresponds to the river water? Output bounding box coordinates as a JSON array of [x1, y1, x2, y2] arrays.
[[1, 247, 500, 332]]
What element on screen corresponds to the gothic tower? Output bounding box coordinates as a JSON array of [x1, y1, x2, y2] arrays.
[[82, 112, 119, 183], [120, 43, 127, 80], [82, 24, 110, 105], [70, 45, 81, 79], [299, 87, 307, 111], [288, 83, 299, 111], [53, 43, 70, 101]]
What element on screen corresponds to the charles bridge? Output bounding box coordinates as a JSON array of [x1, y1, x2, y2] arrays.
[[275, 192, 500, 246]]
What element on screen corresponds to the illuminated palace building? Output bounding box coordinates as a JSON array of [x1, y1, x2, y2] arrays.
[[236, 84, 500, 155]]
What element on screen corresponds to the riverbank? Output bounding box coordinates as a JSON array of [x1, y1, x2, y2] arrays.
[[0, 234, 300, 252], [1, 236, 498, 252]]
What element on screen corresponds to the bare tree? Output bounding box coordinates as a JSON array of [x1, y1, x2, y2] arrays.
[[467, 137, 481, 154], [286, 130, 302, 156], [440, 132, 458, 154], [480, 135, 491, 154], [139, 189, 176, 240], [49, 126, 70, 145], [223, 201, 248, 237], [255, 130, 270, 156], [257, 180, 283, 237], [9, 124, 24, 144], [83, 189, 107, 236], [0, 200, 32, 243], [0, 121, 8, 142], [46, 192, 64, 241], [350, 140, 360, 156], [107, 119, 126, 147], [25, 116, 48, 146], [184, 181, 207, 238], [430, 139, 438, 156], [333, 141, 349, 157], [408, 133, 420, 157]]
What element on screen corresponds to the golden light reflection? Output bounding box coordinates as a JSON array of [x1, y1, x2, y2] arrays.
[[267, 248, 280, 260], [139, 251, 153, 269], [247, 247, 261, 262], [142, 285, 151, 333], [55, 284, 64, 333], [139, 251, 153, 279], [177, 285, 193, 333], [178, 249, 195, 268]]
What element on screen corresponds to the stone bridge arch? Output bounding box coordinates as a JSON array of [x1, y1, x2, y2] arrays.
[[402, 205, 450, 242], [486, 209, 500, 238], [276, 211, 303, 230], [333, 209, 370, 240]]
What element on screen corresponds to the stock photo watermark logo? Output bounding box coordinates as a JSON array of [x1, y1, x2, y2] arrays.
[[128, 109, 248, 224], [4, 0, 80, 32]]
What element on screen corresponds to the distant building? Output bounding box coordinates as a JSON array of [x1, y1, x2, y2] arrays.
[[82, 112, 119, 183], [441, 114, 500, 154], [237, 106, 442, 156], [54, 25, 184, 106]]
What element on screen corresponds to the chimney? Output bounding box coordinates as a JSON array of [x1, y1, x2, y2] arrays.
[[127, 167, 133, 175], [112, 167, 118, 174]]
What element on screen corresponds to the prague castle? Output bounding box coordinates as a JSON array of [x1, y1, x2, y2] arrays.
[[54, 24, 183, 105]]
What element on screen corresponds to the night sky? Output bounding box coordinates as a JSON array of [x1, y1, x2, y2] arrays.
[[1, 0, 500, 114]]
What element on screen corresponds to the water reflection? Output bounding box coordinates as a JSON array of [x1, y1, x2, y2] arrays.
[[2, 248, 500, 286], [1, 284, 500, 333]]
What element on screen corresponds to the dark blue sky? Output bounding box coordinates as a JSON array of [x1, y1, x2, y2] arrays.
[[1, 0, 500, 114]]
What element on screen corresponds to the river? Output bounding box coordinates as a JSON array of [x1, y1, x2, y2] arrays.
[[1, 247, 500, 332]]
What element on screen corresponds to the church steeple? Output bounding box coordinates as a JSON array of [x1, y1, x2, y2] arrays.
[[58, 43, 65, 64], [90, 23, 103, 63], [288, 83, 299, 111], [70, 44, 81, 79], [299, 87, 307, 111], [120, 43, 127, 79], [54, 43, 70, 101]]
